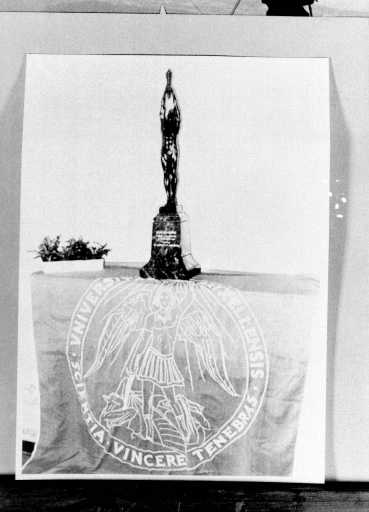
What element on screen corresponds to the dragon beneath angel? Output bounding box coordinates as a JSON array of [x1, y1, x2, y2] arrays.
[[84, 281, 240, 455]]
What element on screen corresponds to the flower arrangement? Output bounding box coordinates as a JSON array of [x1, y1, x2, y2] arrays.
[[36, 236, 110, 262]]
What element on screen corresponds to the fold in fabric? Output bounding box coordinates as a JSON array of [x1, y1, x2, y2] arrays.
[[23, 269, 319, 477]]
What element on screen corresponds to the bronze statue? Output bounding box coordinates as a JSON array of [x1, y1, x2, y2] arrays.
[[140, 70, 200, 280], [159, 70, 180, 214]]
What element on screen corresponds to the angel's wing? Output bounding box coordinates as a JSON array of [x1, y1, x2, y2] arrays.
[[84, 292, 147, 378], [178, 286, 239, 397]]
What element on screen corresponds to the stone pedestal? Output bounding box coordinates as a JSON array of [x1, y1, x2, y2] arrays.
[[140, 212, 201, 280]]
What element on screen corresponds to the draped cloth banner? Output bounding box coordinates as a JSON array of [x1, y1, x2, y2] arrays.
[[22, 270, 319, 477]]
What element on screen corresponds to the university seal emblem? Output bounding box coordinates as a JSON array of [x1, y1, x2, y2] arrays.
[[66, 278, 268, 472]]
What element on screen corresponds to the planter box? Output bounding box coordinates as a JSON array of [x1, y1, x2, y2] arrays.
[[41, 259, 104, 274]]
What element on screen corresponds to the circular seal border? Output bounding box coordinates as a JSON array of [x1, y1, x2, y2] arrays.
[[66, 277, 269, 472]]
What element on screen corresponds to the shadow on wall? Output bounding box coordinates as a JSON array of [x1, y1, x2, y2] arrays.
[[1, 0, 369, 15], [53, 0, 230, 14], [325, 63, 349, 480], [0, 60, 26, 473], [53, 0, 161, 12]]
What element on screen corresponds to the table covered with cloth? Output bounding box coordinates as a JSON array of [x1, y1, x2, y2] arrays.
[[23, 266, 320, 477]]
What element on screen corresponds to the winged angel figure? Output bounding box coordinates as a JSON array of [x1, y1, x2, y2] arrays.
[[84, 282, 239, 454]]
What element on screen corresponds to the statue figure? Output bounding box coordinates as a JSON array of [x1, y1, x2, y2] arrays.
[[140, 70, 200, 280], [159, 69, 180, 214]]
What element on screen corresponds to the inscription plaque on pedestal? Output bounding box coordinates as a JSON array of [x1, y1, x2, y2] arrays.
[[140, 70, 201, 280]]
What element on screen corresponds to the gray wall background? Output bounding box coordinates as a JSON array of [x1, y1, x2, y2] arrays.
[[0, 1, 369, 15], [0, 14, 368, 480]]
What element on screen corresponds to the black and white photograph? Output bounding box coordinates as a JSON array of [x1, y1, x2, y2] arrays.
[[16, 54, 329, 481], [0, 0, 369, 16], [0, 4, 368, 509]]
